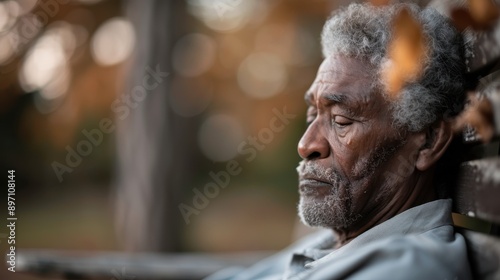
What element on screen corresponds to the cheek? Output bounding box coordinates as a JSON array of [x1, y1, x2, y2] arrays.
[[335, 124, 400, 183], [328, 125, 372, 175], [328, 124, 353, 148], [336, 122, 378, 149]]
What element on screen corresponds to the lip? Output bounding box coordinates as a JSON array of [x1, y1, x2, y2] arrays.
[[299, 178, 332, 188], [298, 178, 332, 196]]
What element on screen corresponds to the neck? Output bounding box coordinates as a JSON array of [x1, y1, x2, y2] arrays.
[[332, 171, 437, 248]]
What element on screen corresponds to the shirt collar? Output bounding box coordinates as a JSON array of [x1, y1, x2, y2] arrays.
[[304, 199, 453, 268]]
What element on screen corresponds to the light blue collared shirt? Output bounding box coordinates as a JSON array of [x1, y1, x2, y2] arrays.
[[206, 199, 472, 280]]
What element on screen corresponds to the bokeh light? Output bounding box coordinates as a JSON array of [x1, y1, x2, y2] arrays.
[[50, 21, 78, 57], [237, 52, 288, 99], [0, 2, 13, 32], [12, 12, 44, 50], [90, 17, 135, 66], [0, 1, 21, 33], [198, 114, 244, 161], [39, 64, 70, 101], [19, 26, 69, 96], [187, 0, 265, 33]]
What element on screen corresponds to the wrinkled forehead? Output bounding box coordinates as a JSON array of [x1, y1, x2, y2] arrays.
[[318, 55, 375, 81], [306, 55, 379, 102]]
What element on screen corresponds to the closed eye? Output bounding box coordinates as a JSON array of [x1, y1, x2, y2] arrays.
[[332, 115, 353, 127]]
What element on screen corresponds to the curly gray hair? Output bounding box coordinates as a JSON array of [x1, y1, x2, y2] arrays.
[[321, 3, 467, 132]]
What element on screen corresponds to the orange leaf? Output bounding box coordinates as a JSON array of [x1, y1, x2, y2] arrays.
[[383, 8, 427, 99]]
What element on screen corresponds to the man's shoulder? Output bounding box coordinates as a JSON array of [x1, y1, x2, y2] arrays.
[[305, 229, 471, 280]]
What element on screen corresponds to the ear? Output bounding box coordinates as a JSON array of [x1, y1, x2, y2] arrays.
[[415, 120, 454, 171]]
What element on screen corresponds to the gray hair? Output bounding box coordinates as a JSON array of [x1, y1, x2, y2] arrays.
[[321, 3, 467, 132]]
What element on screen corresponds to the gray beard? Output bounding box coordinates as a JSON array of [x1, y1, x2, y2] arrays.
[[297, 163, 355, 229], [298, 190, 354, 229]]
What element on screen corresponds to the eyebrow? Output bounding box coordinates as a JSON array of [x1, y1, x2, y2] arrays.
[[322, 93, 348, 105], [323, 93, 361, 118], [305, 92, 349, 106], [304, 92, 360, 116]]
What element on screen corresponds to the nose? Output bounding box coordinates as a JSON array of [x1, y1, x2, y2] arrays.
[[297, 122, 330, 160]]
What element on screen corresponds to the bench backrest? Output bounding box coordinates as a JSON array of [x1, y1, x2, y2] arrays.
[[446, 0, 500, 276]]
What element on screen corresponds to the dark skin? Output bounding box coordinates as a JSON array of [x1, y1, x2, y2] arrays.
[[297, 55, 454, 248]]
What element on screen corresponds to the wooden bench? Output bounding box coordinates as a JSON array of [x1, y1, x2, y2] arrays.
[[452, 156, 500, 279], [448, 19, 500, 278], [13, 250, 272, 280]]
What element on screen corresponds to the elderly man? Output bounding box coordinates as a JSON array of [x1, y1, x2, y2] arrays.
[[208, 3, 471, 280]]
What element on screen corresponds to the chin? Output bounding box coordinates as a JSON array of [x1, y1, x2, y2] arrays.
[[297, 194, 354, 229]]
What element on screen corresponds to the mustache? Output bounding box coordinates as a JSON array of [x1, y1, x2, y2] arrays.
[[296, 161, 344, 185]]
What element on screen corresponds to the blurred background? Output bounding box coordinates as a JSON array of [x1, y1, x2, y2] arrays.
[[0, 0, 333, 277], [0, 0, 499, 279]]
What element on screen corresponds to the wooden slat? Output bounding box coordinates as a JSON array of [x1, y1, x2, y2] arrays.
[[427, 0, 500, 73], [453, 157, 500, 224], [460, 67, 500, 143], [468, 27, 500, 73], [487, 81, 500, 136], [456, 79, 500, 145]]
